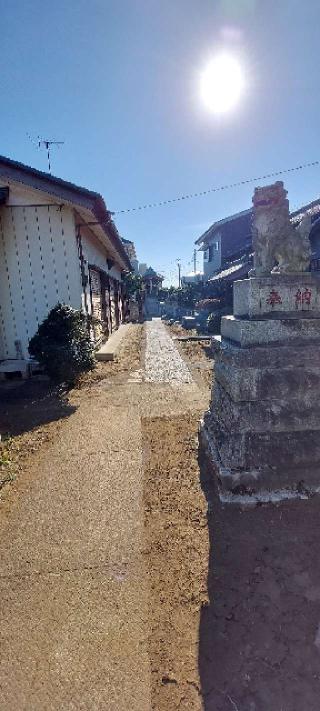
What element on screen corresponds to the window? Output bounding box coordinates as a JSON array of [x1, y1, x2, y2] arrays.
[[208, 240, 219, 261]]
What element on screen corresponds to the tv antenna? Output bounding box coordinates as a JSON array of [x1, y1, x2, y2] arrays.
[[38, 138, 64, 173], [27, 134, 65, 173]]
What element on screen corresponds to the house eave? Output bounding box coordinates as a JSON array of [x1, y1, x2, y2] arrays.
[[195, 208, 252, 247], [0, 154, 132, 272]]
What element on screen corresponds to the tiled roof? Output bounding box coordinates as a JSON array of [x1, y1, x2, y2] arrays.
[[208, 260, 250, 283], [0, 153, 100, 199], [291, 198, 320, 225], [143, 267, 161, 278]]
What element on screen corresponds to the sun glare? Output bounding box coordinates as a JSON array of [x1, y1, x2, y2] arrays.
[[200, 54, 244, 114]]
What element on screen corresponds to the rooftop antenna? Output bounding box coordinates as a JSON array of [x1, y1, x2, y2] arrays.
[[27, 133, 65, 173], [37, 138, 64, 173]]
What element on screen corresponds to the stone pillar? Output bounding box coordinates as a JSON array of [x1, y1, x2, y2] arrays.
[[202, 182, 320, 502]]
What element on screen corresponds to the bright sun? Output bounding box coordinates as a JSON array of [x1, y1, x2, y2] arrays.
[[200, 54, 244, 114]]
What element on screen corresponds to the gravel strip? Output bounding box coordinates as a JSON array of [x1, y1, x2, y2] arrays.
[[144, 319, 193, 384]]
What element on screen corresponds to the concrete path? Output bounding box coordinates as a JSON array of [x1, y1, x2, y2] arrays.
[[144, 318, 192, 384], [0, 382, 150, 710], [96, 324, 131, 361]]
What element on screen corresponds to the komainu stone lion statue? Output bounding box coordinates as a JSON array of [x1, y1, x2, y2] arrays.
[[251, 181, 311, 276]]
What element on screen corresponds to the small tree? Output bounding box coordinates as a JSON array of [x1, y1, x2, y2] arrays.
[[177, 283, 203, 309], [123, 272, 142, 299], [29, 303, 95, 385]]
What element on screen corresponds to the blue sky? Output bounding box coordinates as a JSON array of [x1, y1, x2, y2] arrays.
[[1, 0, 320, 284]]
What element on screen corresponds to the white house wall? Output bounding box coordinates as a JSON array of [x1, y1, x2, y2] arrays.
[[80, 227, 122, 279], [0, 205, 82, 359], [203, 233, 222, 280]]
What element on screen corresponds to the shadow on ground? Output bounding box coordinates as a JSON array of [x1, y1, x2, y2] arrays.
[[0, 378, 76, 436], [198, 448, 320, 711]]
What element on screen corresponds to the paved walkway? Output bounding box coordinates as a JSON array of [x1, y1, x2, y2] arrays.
[[144, 319, 192, 384], [0, 322, 206, 710], [0, 381, 150, 710]]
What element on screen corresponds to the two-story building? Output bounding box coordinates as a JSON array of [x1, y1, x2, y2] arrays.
[[195, 208, 252, 281], [196, 197, 320, 299]]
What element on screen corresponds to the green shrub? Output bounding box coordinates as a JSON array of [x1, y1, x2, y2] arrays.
[[29, 303, 95, 384]]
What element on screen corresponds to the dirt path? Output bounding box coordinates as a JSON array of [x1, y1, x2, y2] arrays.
[[143, 414, 208, 710], [3, 320, 320, 710], [141, 319, 211, 709], [0, 321, 210, 710], [143, 321, 320, 711]]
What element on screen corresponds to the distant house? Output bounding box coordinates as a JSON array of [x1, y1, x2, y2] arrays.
[[141, 267, 164, 295], [181, 272, 203, 285], [0, 155, 131, 363], [195, 209, 252, 281]]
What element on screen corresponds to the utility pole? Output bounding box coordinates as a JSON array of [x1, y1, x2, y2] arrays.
[[176, 259, 181, 288], [193, 248, 197, 274]]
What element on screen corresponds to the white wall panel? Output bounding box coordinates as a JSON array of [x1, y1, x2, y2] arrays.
[[109, 265, 122, 281], [59, 209, 83, 307], [81, 228, 122, 281], [0, 212, 15, 358], [47, 207, 73, 305], [0, 205, 82, 360], [9, 207, 42, 346], [35, 206, 60, 309], [81, 228, 108, 272]]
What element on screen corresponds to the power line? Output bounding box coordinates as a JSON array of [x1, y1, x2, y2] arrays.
[[114, 159, 320, 215]]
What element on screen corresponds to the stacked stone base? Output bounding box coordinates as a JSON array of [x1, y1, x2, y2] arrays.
[[203, 274, 320, 502]]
